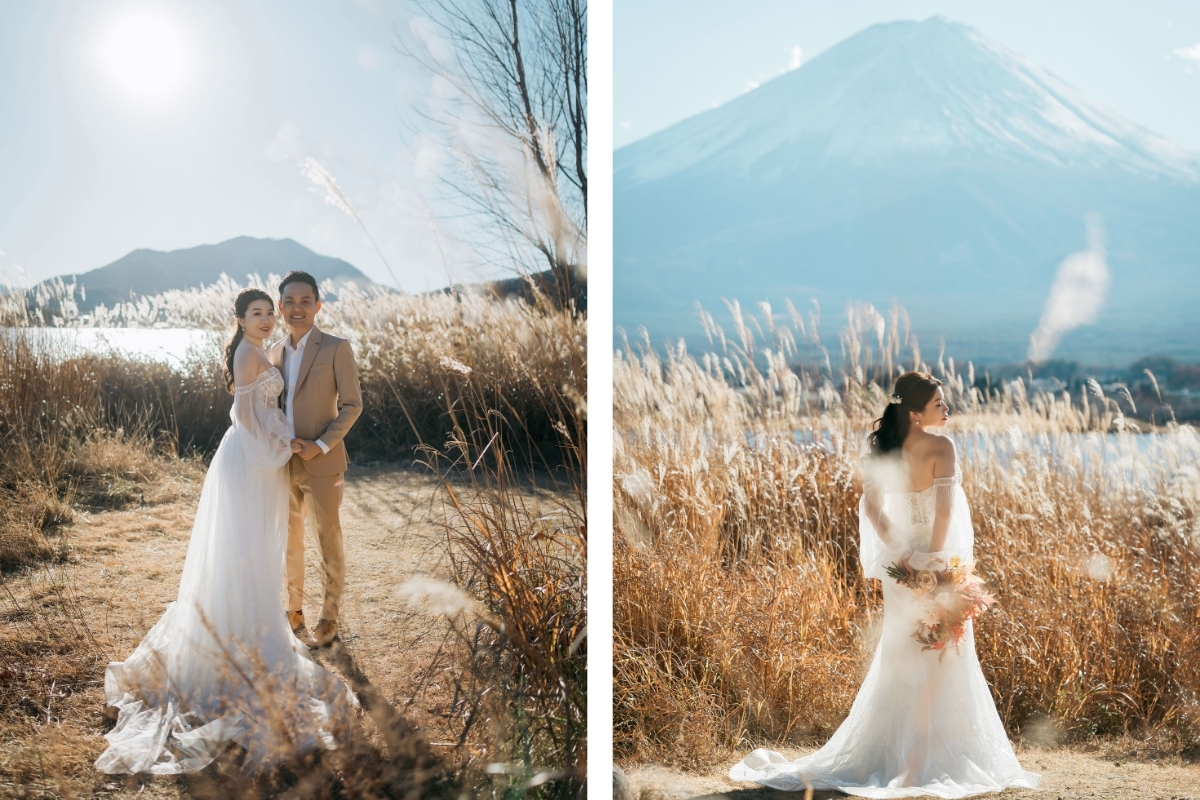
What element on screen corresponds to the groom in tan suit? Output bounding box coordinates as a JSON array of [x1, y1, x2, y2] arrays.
[[269, 271, 362, 648]]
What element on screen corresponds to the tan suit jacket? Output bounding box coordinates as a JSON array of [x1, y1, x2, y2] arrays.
[[269, 326, 362, 476]]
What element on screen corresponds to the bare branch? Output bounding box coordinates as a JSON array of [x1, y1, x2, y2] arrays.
[[400, 0, 586, 311]]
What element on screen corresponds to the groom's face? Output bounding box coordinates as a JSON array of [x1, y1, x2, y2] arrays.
[[280, 282, 321, 339]]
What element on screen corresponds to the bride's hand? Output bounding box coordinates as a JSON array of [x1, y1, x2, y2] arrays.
[[290, 439, 304, 453]]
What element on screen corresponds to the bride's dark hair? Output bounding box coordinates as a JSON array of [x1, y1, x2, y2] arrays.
[[867, 371, 943, 455], [223, 289, 275, 393]]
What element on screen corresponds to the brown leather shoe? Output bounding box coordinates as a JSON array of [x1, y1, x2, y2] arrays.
[[310, 619, 338, 648], [287, 610, 315, 646]]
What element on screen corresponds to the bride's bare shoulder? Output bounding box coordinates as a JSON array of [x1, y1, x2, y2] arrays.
[[925, 430, 956, 455], [905, 430, 956, 475], [233, 342, 272, 386], [913, 430, 957, 477], [909, 428, 954, 451]]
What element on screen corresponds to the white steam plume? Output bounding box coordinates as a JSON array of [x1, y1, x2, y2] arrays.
[[1027, 216, 1109, 363]]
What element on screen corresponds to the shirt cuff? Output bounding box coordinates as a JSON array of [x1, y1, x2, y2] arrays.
[[314, 438, 331, 454]]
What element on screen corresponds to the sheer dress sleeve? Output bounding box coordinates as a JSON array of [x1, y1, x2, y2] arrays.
[[231, 371, 293, 470], [859, 482, 912, 581]]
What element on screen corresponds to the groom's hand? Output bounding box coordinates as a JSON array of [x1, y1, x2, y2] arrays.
[[294, 439, 322, 461]]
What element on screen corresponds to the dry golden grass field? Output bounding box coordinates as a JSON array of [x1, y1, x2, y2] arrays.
[[614, 301, 1200, 794]]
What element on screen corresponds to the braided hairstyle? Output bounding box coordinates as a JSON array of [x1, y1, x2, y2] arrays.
[[223, 288, 275, 393], [867, 371, 943, 455]]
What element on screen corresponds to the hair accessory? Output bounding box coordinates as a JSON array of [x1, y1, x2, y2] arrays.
[[889, 394, 903, 405]]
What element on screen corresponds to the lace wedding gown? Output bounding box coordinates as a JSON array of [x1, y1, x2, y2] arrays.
[[96, 367, 354, 775], [730, 468, 1040, 798]]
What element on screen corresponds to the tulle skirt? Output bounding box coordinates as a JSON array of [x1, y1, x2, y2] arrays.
[[729, 580, 1039, 798]]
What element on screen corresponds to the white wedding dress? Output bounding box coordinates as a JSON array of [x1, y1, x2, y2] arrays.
[[730, 468, 1040, 798], [95, 367, 354, 775]]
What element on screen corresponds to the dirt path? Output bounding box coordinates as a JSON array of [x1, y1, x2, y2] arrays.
[[1, 461, 490, 797], [624, 746, 1200, 800]]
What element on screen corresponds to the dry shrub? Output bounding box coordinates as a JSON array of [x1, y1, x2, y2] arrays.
[[0, 483, 72, 570], [614, 301, 1200, 767], [430, 465, 586, 797], [0, 568, 107, 724], [0, 331, 176, 571], [340, 285, 586, 468], [415, 313, 586, 797], [50, 428, 165, 517]]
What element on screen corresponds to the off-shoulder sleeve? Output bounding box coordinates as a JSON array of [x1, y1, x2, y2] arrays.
[[932, 471, 961, 534], [932, 472, 959, 528], [231, 378, 293, 470]]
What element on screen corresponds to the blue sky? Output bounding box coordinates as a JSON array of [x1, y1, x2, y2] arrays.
[[0, 0, 490, 289], [615, 1, 1200, 152]]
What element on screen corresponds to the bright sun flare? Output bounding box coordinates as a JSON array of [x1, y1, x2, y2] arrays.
[[96, 8, 194, 105]]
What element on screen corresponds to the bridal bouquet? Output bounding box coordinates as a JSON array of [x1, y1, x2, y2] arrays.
[[885, 556, 997, 660]]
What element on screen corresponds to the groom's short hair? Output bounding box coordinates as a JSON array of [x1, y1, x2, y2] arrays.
[[279, 271, 320, 301]]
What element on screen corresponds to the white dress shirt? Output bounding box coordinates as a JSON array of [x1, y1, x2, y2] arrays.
[[282, 329, 330, 454]]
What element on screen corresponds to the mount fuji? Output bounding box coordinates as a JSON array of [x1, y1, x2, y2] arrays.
[[615, 17, 1200, 364]]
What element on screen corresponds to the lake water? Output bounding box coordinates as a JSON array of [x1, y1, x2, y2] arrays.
[[11, 327, 218, 365], [788, 425, 1198, 487]]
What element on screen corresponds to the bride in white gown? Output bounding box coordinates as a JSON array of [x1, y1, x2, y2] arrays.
[[730, 371, 1039, 798], [96, 289, 354, 775]]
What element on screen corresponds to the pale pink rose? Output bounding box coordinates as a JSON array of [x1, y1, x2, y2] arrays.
[[916, 571, 937, 594]]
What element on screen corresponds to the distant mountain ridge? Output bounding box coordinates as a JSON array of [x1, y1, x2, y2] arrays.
[[615, 16, 1200, 364], [44, 237, 373, 312]]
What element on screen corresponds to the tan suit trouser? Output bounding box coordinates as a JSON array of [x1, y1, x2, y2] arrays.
[[286, 455, 345, 622]]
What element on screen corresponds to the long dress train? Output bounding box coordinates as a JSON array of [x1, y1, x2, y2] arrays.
[[729, 469, 1040, 798], [95, 367, 354, 775]]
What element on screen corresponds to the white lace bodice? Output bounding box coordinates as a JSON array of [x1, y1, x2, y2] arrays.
[[234, 367, 284, 407], [896, 470, 962, 529]]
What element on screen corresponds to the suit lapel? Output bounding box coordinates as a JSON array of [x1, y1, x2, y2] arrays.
[[295, 326, 322, 393]]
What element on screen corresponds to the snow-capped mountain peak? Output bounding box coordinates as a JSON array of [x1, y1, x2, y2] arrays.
[[617, 17, 1199, 186]]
